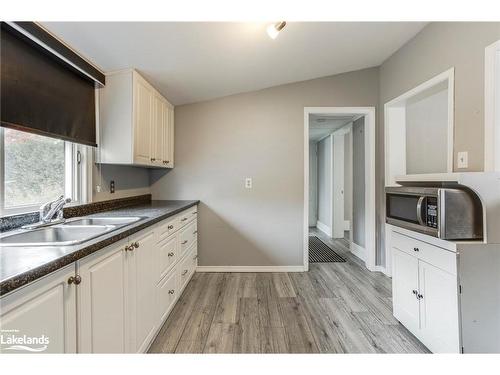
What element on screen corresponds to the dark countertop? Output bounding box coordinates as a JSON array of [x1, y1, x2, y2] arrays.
[[0, 200, 199, 296]]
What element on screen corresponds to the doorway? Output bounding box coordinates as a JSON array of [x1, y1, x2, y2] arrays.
[[304, 107, 376, 272]]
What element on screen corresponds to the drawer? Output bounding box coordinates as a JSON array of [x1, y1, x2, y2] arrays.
[[157, 215, 181, 242], [179, 246, 196, 290], [392, 231, 457, 275], [178, 205, 198, 226], [156, 268, 178, 323], [156, 233, 178, 282], [179, 221, 197, 255]]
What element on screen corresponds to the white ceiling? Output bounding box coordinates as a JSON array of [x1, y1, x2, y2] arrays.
[[309, 114, 358, 142], [42, 22, 427, 105]]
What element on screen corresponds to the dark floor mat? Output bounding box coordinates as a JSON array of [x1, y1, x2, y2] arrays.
[[309, 236, 346, 263]]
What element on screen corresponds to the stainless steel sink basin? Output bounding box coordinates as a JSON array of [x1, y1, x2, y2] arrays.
[[0, 225, 114, 247], [64, 216, 143, 226]]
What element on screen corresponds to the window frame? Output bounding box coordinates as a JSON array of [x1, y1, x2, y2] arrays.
[[0, 127, 92, 217]]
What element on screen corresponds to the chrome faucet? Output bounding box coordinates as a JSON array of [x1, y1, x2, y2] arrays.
[[40, 195, 71, 223], [22, 196, 71, 229]]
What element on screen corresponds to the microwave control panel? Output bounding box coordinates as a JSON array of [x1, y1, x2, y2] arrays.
[[426, 197, 438, 228]]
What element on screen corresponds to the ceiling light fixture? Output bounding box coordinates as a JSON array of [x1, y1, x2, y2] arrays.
[[266, 21, 286, 40]]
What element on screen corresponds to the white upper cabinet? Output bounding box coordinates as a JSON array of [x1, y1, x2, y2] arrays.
[[98, 69, 174, 168]]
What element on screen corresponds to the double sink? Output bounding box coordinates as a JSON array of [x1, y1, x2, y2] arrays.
[[0, 216, 146, 247]]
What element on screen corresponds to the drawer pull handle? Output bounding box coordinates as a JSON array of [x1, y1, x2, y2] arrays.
[[168, 252, 175, 257], [68, 275, 82, 285], [134, 241, 139, 248], [167, 225, 174, 230], [413, 247, 419, 252], [182, 240, 188, 245], [182, 270, 188, 276], [181, 218, 188, 222], [168, 289, 175, 295]]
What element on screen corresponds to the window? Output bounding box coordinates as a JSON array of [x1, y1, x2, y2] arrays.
[[0, 127, 91, 216]]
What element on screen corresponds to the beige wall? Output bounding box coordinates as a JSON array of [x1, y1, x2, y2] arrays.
[[377, 22, 500, 264], [150, 68, 379, 267]]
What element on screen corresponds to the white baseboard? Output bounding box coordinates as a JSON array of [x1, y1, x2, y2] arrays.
[[316, 221, 331, 236], [350, 241, 366, 261], [196, 266, 305, 273]]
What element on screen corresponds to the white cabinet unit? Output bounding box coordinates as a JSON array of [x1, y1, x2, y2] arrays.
[[390, 229, 460, 353], [0, 265, 77, 353], [99, 69, 174, 168], [77, 239, 129, 353]]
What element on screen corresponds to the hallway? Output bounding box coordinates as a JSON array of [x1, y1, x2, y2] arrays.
[[149, 229, 429, 353]]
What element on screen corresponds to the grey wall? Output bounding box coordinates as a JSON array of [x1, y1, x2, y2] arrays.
[[377, 22, 500, 265], [150, 68, 379, 267], [352, 117, 365, 247], [92, 164, 150, 202], [317, 135, 331, 229], [308, 141, 318, 226], [405, 85, 449, 174]]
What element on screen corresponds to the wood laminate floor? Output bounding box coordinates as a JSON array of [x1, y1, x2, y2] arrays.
[[149, 229, 429, 353]]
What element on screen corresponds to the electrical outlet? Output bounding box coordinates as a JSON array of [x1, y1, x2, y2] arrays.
[[110, 180, 115, 194], [245, 177, 252, 189], [458, 151, 468, 169]]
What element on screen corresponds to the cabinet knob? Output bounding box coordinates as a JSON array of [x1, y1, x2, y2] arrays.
[[412, 289, 418, 295], [182, 240, 188, 245], [413, 247, 419, 252], [168, 289, 175, 295], [192, 212, 197, 215], [166, 160, 170, 164], [417, 293, 424, 300], [193, 230, 198, 234], [167, 225, 174, 230], [182, 270, 188, 276], [134, 241, 139, 248], [181, 218, 188, 222], [150, 158, 156, 162], [168, 252, 175, 257], [125, 244, 134, 251], [68, 275, 82, 285]]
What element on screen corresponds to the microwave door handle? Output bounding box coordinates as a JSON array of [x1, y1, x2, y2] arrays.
[[416, 196, 425, 226]]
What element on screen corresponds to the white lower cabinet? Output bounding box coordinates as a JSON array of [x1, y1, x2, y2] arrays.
[[0, 205, 198, 354], [77, 239, 129, 353], [0, 265, 77, 353], [391, 230, 460, 353]]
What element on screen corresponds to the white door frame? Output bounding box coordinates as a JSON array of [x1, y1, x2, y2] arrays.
[[484, 39, 500, 172], [304, 107, 376, 272]]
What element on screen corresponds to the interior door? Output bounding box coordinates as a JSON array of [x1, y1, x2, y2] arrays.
[[392, 248, 420, 333], [418, 260, 460, 353], [332, 133, 345, 238], [133, 76, 153, 165]]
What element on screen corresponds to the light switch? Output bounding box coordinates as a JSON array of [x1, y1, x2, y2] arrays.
[[458, 151, 468, 169], [245, 177, 252, 189]]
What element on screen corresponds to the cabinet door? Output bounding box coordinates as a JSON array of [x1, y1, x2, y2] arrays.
[[392, 248, 420, 333], [133, 75, 153, 165], [161, 103, 171, 167], [167, 106, 174, 168], [157, 269, 179, 323], [151, 94, 164, 165], [77, 239, 129, 353], [130, 230, 157, 352], [418, 260, 460, 353], [0, 265, 76, 353], [156, 234, 178, 283]]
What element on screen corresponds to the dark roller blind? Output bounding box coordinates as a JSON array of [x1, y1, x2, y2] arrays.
[[1, 23, 98, 147]]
